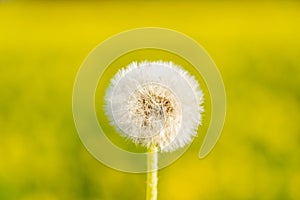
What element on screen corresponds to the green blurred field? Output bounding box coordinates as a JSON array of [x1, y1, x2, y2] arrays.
[[1, 1, 300, 200]]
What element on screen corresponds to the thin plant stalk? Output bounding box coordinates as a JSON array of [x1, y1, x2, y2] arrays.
[[146, 146, 158, 200]]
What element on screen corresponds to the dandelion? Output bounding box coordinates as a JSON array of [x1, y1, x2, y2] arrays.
[[105, 61, 204, 200]]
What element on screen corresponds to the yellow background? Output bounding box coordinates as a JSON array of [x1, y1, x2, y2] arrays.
[[0, 1, 300, 199]]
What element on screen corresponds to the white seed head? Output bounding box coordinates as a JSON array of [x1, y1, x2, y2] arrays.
[[105, 61, 204, 152]]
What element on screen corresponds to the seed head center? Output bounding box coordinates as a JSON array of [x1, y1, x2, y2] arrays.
[[128, 84, 180, 139]]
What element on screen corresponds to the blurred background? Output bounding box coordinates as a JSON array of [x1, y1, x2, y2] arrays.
[[1, 0, 300, 199]]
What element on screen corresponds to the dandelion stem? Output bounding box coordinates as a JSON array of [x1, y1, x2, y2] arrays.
[[146, 146, 158, 200]]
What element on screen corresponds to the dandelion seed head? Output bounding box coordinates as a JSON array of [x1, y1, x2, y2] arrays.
[[105, 61, 204, 152]]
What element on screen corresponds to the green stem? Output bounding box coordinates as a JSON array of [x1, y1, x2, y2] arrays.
[[146, 146, 158, 200]]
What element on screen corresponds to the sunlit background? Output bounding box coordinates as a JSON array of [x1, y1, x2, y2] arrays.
[[1, 0, 300, 199]]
